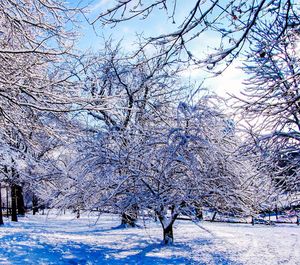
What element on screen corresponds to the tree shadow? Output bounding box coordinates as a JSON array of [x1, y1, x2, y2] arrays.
[[0, 222, 241, 265]]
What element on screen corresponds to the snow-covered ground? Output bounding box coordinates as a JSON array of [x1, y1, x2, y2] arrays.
[[0, 212, 299, 265]]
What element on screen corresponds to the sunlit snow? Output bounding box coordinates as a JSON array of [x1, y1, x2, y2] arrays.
[[0, 212, 299, 264]]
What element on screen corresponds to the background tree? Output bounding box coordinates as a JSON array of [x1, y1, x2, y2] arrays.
[[235, 10, 300, 202], [0, 0, 110, 223], [59, 42, 187, 225]]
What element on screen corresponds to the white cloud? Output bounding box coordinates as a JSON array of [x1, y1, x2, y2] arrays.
[[180, 61, 245, 100], [206, 62, 245, 98]]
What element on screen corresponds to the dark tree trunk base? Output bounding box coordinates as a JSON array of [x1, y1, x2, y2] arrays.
[[16, 185, 25, 216], [32, 195, 39, 215], [156, 209, 178, 245], [11, 185, 18, 222], [195, 209, 203, 220], [121, 212, 137, 227], [0, 183, 3, 225], [163, 224, 174, 245], [211, 212, 217, 222]]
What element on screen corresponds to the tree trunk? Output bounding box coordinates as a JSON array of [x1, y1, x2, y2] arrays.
[[211, 211, 217, 222], [16, 185, 25, 216], [6, 186, 9, 218], [11, 185, 18, 222], [121, 212, 137, 227], [163, 224, 174, 245], [192, 201, 203, 220], [32, 194, 38, 215], [157, 209, 178, 245], [121, 205, 138, 227], [0, 183, 4, 225], [195, 208, 203, 220], [154, 213, 158, 222]]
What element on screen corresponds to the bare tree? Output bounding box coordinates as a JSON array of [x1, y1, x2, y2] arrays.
[[67, 95, 262, 244], [71, 41, 185, 225], [133, 98, 260, 244], [81, 41, 184, 129], [0, 1, 120, 224], [234, 10, 300, 199], [0, 0, 80, 55], [91, 0, 299, 70]]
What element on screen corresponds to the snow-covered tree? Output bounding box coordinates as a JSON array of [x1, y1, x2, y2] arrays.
[[0, 1, 105, 223], [91, 0, 299, 70], [66, 95, 262, 244], [58, 42, 187, 224], [235, 9, 300, 201], [131, 98, 260, 244], [81, 41, 184, 129]]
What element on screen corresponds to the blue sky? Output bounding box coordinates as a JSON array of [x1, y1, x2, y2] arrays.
[[75, 0, 245, 99]]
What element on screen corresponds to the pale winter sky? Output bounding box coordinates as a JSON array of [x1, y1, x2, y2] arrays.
[[76, 0, 246, 99]]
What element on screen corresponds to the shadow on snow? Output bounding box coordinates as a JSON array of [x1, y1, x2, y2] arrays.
[[0, 220, 239, 265]]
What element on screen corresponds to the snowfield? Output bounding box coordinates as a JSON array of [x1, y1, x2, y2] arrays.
[[0, 212, 299, 265]]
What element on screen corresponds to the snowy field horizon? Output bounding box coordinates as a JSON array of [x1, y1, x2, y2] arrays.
[[0, 211, 299, 265]]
